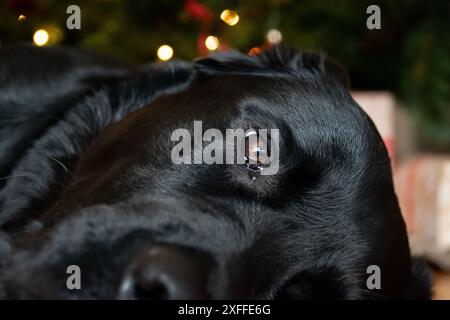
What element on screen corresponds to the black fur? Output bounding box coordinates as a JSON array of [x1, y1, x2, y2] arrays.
[[0, 44, 431, 299]]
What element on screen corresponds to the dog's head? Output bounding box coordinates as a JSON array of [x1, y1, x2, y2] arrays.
[[0, 46, 430, 299]]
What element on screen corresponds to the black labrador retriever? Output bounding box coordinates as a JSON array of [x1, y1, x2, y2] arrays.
[[0, 44, 431, 299]]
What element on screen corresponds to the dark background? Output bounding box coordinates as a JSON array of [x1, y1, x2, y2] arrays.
[[0, 0, 449, 146]]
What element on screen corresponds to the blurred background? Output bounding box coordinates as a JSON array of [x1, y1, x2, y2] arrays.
[[1, 0, 450, 298]]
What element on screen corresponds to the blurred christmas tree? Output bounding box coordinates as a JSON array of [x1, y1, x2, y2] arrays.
[[0, 0, 449, 143]]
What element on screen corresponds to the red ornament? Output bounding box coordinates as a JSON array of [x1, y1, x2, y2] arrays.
[[185, 0, 231, 56], [196, 33, 208, 56], [185, 0, 216, 55], [184, 0, 213, 26]]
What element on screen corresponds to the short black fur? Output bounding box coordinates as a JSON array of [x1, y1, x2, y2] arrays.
[[0, 44, 431, 299]]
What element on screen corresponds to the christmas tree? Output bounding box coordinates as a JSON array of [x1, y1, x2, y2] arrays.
[[1, 0, 449, 143]]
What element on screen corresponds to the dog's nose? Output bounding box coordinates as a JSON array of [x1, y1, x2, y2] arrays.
[[118, 245, 207, 299]]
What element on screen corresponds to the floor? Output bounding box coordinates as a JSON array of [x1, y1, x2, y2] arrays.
[[433, 271, 450, 299]]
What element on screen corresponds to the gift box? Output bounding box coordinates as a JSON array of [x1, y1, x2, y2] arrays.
[[352, 92, 450, 271], [395, 155, 450, 270]]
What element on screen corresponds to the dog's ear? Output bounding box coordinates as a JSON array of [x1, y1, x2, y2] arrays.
[[0, 45, 194, 231], [194, 45, 351, 89], [399, 257, 433, 299], [0, 44, 132, 182], [297, 50, 351, 88], [322, 56, 351, 89]]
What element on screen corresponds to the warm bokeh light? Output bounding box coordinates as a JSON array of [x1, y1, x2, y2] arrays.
[[157, 44, 173, 61], [33, 29, 49, 46], [46, 25, 63, 43], [220, 9, 239, 26], [248, 47, 261, 56], [17, 15, 26, 22], [266, 29, 282, 44], [205, 36, 219, 51]]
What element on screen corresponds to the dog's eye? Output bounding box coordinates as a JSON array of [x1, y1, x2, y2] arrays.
[[245, 129, 270, 178]]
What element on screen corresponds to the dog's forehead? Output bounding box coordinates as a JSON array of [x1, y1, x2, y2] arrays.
[[175, 73, 367, 145], [159, 73, 354, 122], [74, 70, 367, 181]]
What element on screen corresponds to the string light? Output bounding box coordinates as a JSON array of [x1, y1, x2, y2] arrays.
[[205, 36, 219, 51], [266, 29, 282, 44], [18, 15, 26, 22], [33, 29, 49, 46], [157, 45, 173, 61], [249, 47, 261, 56], [220, 9, 239, 26], [46, 25, 63, 43]]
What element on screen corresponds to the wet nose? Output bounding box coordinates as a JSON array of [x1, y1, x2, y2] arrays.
[[118, 245, 207, 299]]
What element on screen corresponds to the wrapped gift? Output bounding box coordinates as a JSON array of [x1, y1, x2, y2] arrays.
[[395, 155, 450, 270]]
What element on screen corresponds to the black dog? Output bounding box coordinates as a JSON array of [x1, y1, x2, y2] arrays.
[[0, 44, 431, 299]]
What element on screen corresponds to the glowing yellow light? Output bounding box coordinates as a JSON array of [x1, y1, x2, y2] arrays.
[[266, 29, 282, 44], [33, 29, 49, 46], [157, 45, 173, 61], [46, 25, 63, 43], [220, 9, 239, 26], [18, 15, 26, 22], [205, 36, 219, 51]]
